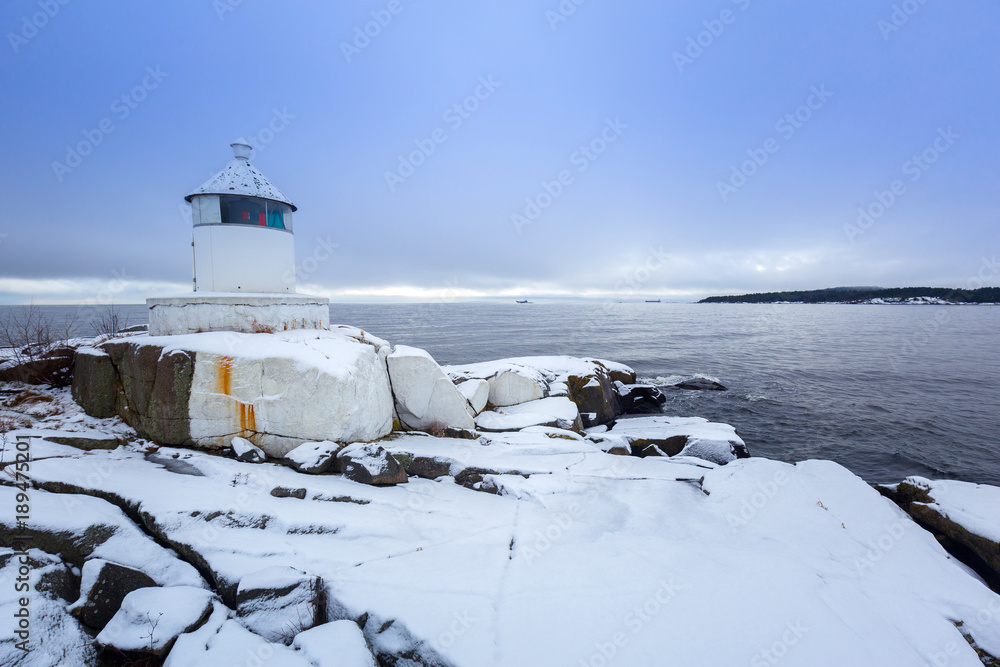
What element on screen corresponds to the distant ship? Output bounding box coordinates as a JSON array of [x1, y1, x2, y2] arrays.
[[645, 299, 661, 303], [516, 300, 530, 304]]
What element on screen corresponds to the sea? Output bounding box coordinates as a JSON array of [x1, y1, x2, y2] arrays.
[[9, 302, 1000, 487]]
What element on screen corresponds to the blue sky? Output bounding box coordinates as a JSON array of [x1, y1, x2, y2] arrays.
[[1, 0, 998, 303]]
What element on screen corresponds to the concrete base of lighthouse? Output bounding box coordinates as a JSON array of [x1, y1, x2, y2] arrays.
[[146, 293, 330, 336]]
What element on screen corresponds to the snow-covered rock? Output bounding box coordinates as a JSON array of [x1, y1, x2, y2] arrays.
[[456, 378, 490, 414], [236, 567, 325, 645], [0, 548, 97, 667], [881, 477, 1000, 586], [606, 415, 750, 463], [70, 559, 158, 629], [75, 330, 395, 457], [337, 442, 408, 486], [7, 427, 1000, 665], [96, 586, 216, 655], [0, 487, 206, 590], [232, 436, 266, 463], [614, 382, 666, 414], [285, 440, 341, 474], [291, 620, 378, 667], [387, 345, 475, 432], [447, 356, 634, 426], [475, 396, 582, 432], [166, 618, 312, 666]]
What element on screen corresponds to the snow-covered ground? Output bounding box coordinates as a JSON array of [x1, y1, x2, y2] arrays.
[[2, 380, 1000, 666]]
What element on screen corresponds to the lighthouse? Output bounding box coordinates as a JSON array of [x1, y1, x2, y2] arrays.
[[146, 143, 330, 336], [187, 142, 296, 293]]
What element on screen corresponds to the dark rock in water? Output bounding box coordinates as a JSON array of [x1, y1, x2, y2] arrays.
[[615, 383, 666, 414], [75, 559, 159, 630], [337, 443, 408, 486], [672, 377, 727, 391], [567, 373, 619, 428], [236, 566, 325, 644]]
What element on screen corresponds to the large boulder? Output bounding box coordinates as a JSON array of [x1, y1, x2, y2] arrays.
[[567, 373, 618, 427], [387, 345, 475, 432], [879, 477, 1000, 589], [236, 567, 325, 645], [74, 330, 395, 457], [71, 559, 159, 630]]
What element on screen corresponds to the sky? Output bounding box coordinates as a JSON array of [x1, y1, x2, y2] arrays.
[[1, 0, 998, 304]]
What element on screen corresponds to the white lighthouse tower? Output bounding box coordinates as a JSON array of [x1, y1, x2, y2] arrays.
[[146, 143, 329, 336], [188, 142, 297, 293]]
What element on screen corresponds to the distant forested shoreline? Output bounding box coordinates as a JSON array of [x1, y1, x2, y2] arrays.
[[699, 287, 1000, 304]]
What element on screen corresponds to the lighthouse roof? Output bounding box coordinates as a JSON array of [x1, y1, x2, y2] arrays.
[[185, 143, 297, 211]]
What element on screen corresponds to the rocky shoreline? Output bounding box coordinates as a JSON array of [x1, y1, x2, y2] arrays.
[[1, 327, 999, 665]]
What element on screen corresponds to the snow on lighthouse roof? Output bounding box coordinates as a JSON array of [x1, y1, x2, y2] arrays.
[[185, 143, 297, 211]]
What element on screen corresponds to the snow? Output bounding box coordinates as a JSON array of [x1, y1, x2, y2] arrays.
[[292, 621, 377, 667], [96, 586, 217, 653], [166, 619, 311, 667], [475, 396, 581, 432], [186, 153, 296, 208], [0, 548, 97, 667], [900, 476, 1000, 544], [0, 485, 206, 589], [608, 415, 744, 446], [236, 566, 321, 643]]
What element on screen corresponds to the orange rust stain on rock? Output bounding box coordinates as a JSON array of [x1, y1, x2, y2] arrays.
[[238, 402, 257, 437], [216, 356, 234, 396]]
